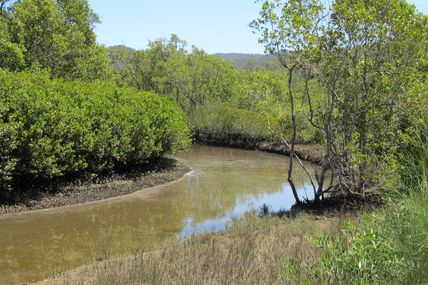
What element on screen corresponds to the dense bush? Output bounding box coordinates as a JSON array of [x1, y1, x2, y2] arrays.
[[190, 103, 280, 142], [282, 190, 428, 284], [0, 69, 190, 192], [296, 181, 428, 285], [399, 116, 428, 189], [190, 103, 320, 143]]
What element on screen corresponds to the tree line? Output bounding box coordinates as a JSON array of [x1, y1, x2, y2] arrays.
[[0, 0, 426, 206], [106, 36, 321, 144]]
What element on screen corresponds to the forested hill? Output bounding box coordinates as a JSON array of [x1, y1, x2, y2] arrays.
[[212, 53, 275, 69], [106, 46, 281, 70]]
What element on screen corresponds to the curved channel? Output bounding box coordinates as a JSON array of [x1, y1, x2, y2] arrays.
[[0, 145, 316, 285]]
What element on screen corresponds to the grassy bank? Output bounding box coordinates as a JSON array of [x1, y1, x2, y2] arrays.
[[39, 213, 349, 285], [302, 182, 428, 285], [290, 122, 428, 285], [40, 181, 427, 285]]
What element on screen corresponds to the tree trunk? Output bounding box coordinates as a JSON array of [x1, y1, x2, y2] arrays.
[[287, 68, 301, 205]]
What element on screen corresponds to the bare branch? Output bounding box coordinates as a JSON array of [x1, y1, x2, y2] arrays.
[[266, 116, 318, 198]]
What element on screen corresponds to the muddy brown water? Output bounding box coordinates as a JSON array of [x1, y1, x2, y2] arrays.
[[0, 145, 316, 285]]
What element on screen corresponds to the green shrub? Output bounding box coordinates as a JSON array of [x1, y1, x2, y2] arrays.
[[0, 69, 190, 193], [191, 102, 319, 144], [275, 111, 320, 144], [190, 103, 279, 142], [282, 123, 428, 284], [398, 116, 428, 190]]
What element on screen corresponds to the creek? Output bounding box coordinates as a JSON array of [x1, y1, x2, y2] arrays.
[[0, 145, 315, 284]]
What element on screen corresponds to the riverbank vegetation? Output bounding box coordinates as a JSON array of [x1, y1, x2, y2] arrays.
[[105, 0, 428, 207], [281, 121, 428, 284], [1, 0, 427, 283], [251, 0, 427, 204], [0, 69, 189, 200], [41, 129, 428, 284], [2, 0, 426, 203], [107, 41, 321, 144]]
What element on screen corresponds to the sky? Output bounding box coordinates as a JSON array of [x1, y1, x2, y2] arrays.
[[88, 0, 428, 54]]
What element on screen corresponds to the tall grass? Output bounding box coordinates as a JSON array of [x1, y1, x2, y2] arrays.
[[41, 214, 346, 285]]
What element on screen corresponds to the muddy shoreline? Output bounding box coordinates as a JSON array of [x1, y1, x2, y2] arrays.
[[0, 139, 323, 217], [194, 135, 324, 164], [0, 139, 364, 218], [0, 157, 191, 217]]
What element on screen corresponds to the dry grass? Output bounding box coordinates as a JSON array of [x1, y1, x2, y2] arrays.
[[39, 213, 351, 285]]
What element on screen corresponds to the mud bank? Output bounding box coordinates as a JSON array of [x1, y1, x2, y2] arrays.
[[0, 158, 190, 216], [195, 134, 324, 164]]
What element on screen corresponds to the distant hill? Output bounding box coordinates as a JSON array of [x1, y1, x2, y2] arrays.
[[108, 45, 135, 51], [213, 53, 275, 69], [105, 46, 283, 71], [213, 53, 285, 70], [106, 45, 136, 71]]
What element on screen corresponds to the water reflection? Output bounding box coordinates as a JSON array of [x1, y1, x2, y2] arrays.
[[0, 145, 316, 285], [180, 180, 314, 236]]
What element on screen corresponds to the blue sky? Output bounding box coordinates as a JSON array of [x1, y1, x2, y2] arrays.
[[88, 0, 428, 54]]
